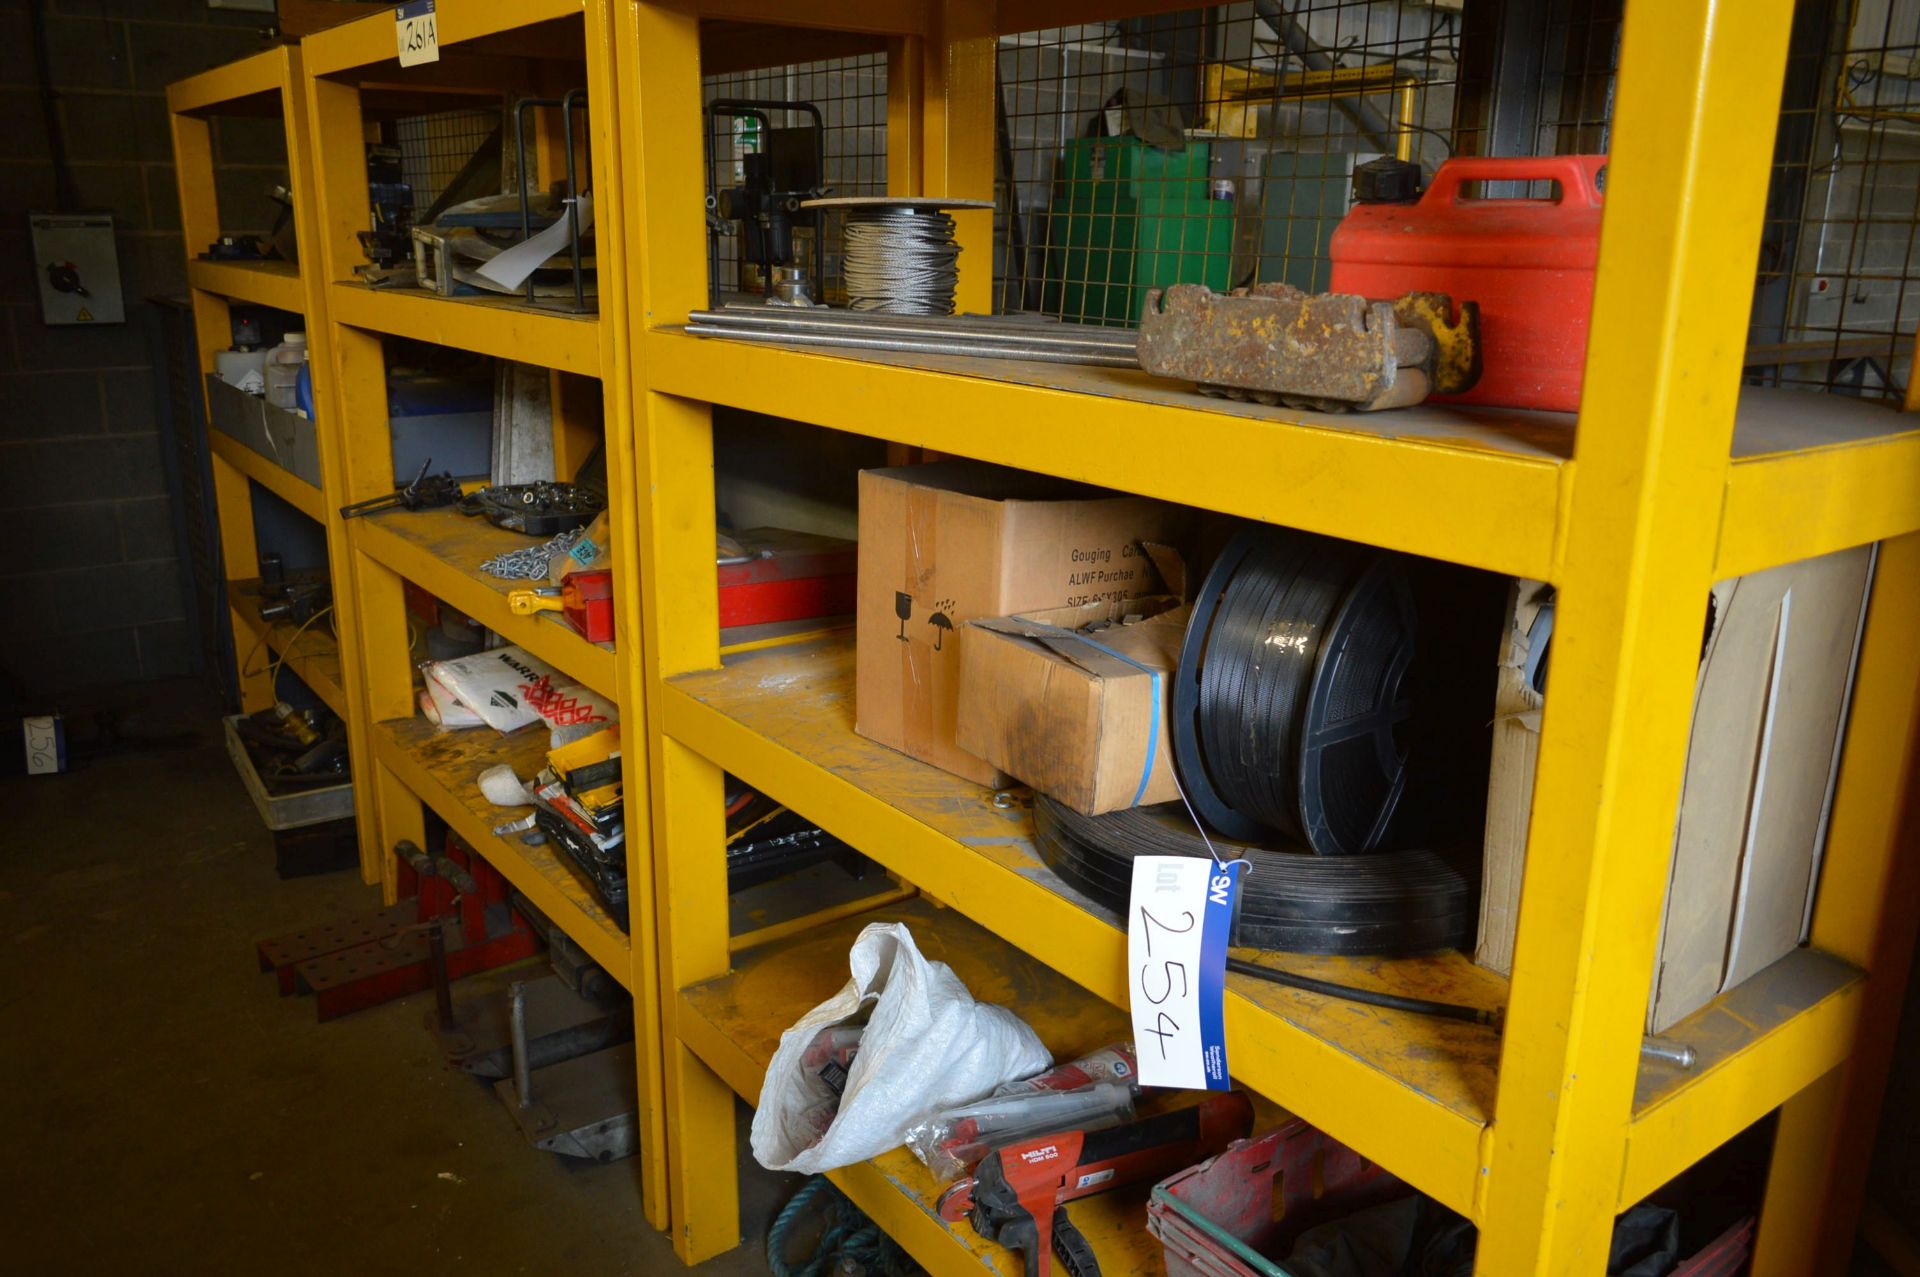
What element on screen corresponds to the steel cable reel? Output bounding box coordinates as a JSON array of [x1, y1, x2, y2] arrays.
[[1033, 799, 1473, 955], [1172, 525, 1418, 856]]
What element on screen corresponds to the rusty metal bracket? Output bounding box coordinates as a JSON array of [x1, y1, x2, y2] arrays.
[[1138, 282, 1481, 412]]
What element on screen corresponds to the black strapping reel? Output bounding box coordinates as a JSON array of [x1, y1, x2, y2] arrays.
[[1172, 525, 1418, 857], [1030, 522, 1494, 957]]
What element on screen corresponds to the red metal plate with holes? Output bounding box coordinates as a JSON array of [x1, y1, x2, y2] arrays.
[[295, 924, 541, 1022], [256, 903, 418, 996]]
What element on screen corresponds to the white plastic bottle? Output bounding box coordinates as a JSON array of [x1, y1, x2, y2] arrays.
[[215, 346, 268, 394], [265, 332, 308, 410]]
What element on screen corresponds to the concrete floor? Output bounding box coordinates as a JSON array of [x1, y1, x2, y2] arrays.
[[0, 683, 789, 1275]]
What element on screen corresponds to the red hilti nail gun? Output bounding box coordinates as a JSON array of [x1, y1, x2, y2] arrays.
[[937, 1090, 1253, 1277]]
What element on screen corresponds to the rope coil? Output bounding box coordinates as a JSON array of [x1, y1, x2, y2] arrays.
[[767, 1177, 913, 1277]]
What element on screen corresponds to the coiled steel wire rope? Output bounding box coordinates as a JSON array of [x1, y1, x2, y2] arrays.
[[841, 204, 962, 315]]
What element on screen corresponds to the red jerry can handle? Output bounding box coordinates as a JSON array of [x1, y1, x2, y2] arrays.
[[1421, 154, 1607, 208]]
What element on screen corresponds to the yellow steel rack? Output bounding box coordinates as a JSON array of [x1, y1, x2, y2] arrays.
[[611, 2, 1920, 1276], [293, 0, 667, 1231], [168, 47, 376, 877]]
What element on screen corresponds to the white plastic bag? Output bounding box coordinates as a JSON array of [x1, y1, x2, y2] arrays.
[[750, 922, 1052, 1174]]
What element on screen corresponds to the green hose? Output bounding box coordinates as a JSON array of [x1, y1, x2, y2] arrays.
[[766, 1176, 913, 1277]]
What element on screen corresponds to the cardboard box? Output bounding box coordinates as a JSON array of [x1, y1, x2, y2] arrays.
[[856, 462, 1180, 786], [957, 598, 1186, 815], [1475, 545, 1876, 1033]]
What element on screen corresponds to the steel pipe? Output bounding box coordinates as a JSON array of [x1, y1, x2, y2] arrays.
[[692, 307, 1137, 353], [686, 323, 1140, 366]]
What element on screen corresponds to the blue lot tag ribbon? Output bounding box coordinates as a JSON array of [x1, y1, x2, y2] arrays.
[[1128, 855, 1243, 1091], [1195, 858, 1240, 1089]]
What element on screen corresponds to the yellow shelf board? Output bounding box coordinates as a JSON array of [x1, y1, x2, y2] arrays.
[[304, 0, 583, 76], [680, 896, 1174, 1277], [167, 46, 285, 115], [1619, 946, 1864, 1208], [188, 258, 304, 313], [664, 633, 1501, 1216], [209, 430, 326, 522], [692, 0, 929, 37], [354, 506, 619, 701], [373, 714, 631, 985], [1718, 388, 1920, 578], [647, 330, 1569, 580], [666, 632, 1874, 1223], [650, 335, 1920, 582], [230, 592, 347, 719], [330, 283, 601, 377]]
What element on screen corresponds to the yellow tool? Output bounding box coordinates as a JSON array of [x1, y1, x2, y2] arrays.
[[507, 586, 564, 617]]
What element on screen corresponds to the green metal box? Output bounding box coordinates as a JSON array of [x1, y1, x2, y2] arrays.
[[1042, 137, 1235, 327]]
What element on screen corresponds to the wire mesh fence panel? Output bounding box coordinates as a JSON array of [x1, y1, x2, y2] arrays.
[[993, 4, 1474, 322], [682, 4, 1915, 401], [1752, 0, 1920, 399], [1447, 0, 1916, 401], [702, 55, 888, 304], [393, 109, 506, 216]]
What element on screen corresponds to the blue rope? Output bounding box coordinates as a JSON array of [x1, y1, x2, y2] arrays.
[[766, 1176, 912, 1277]]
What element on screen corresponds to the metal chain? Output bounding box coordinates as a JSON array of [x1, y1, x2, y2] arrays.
[[479, 527, 584, 580]]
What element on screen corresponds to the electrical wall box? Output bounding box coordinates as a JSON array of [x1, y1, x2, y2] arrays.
[[29, 212, 126, 325]]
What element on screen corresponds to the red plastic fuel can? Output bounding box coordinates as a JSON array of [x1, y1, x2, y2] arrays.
[[1330, 154, 1606, 413]]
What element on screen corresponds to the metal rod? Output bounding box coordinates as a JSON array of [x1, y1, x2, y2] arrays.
[[513, 93, 592, 313], [427, 920, 454, 1033], [509, 981, 533, 1109], [561, 88, 588, 314], [684, 324, 1141, 367], [514, 97, 538, 307], [690, 321, 1134, 357], [691, 308, 1137, 353]]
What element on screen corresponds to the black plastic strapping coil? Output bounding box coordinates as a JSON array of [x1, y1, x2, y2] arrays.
[[1033, 799, 1473, 955], [1172, 525, 1418, 856]]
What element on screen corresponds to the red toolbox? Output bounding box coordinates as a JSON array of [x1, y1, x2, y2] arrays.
[[718, 527, 857, 629], [562, 569, 614, 643], [1330, 154, 1606, 413]]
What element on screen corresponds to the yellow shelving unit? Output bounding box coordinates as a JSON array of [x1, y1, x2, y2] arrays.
[[611, 3, 1920, 1276], [169, 47, 375, 876], [298, 0, 667, 1233]]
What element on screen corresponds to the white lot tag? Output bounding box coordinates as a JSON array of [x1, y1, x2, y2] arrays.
[[22, 715, 64, 775], [396, 1, 438, 67], [1128, 855, 1240, 1090]]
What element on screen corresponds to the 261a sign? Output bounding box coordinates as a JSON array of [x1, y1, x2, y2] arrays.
[[396, 1, 438, 67]]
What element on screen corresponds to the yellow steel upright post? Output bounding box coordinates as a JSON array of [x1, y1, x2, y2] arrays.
[[302, 65, 425, 901], [616, 0, 737, 1260], [919, 0, 996, 315], [1752, 531, 1920, 1274], [575, 0, 671, 1232], [280, 45, 378, 883], [169, 102, 272, 713], [1476, 1, 1795, 1273]]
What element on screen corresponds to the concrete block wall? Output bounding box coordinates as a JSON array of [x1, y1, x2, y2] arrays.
[[0, 0, 276, 700]]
